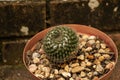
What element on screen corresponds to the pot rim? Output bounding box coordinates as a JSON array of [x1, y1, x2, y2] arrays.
[[23, 24, 118, 80]]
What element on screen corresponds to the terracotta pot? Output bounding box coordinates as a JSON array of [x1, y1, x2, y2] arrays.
[[23, 24, 118, 80]]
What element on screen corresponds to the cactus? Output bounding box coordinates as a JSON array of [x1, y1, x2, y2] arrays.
[[43, 26, 79, 63]]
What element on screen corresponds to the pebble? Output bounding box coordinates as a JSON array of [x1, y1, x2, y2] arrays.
[[93, 71, 99, 76], [88, 40, 95, 45], [35, 74, 44, 78], [80, 71, 86, 77], [79, 41, 86, 48], [100, 43, 106, 49], [61, 72, 71, 77], [96, 64, 104, 73], [75, 77, 81, 80], [94, 53, 101, 58], [94, 59, 101, 65], [58, 77, 65, 80], [69, 77, 74, 80], [84, 68, 91, 72], [72, 66, 84, 73], [40, 59, 49, 65], [77, 55, 84, 60], [70, 63, 79, 67], [96, 40, 100, 44], [87, 55, 94, 59], [59, 69, 65, 74], [98, 56, 105, 62], [105, 62, 115, 69], [38, 64, 44, 70], [86, 61, 92, 67], [39, 48, 44, 53], [80, 77, 89, 80], [105, 48, 111, 53], [72, 73, 77, 78], [96, 44, 100, 49], [42, 67, 50, 78], [32, 52, 40, 58], [29, 64, 37, 73], [40, 54, 47, 59], [85, 47, 92, 51], [35, 70, 41, 74], [54, 69, 59, 74], [93, 76, 99, 80], [33, 57, 40, 63], [49, 74, 54, 78], [103, 54, 111, 59], [93, 65, 96, 69], [81, 61, 86, 67], [82, 35, 89, 41], [64, 65, 70, 72], [98, 49, 105, 53], [87, 72, 93, 78], [88, 36, 96, 40]]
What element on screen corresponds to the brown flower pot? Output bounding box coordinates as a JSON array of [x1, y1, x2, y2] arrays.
[[23, 24, 118, 80]]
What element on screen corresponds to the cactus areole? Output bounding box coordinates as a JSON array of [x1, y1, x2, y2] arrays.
[[43, 26, 79, 63]]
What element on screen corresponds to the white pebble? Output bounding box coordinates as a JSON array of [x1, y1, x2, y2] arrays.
[[29, 64, 37, 73], [88, 40, 95, 45], [100, 43, 106, 49], [32, 52, 40, 58], [61, 72, 71, 77], [93, 71, 98, 76], [88, 35, 96, 40], [85, 47, 92, 51], [54, 69, 59, 74], [35, 74, 44, 78]]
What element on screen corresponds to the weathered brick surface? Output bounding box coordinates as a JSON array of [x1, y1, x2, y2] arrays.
[[0, 1, 46, 37], [50, 0, 120, 31], [0, 65, 33, 80], [1, 39, 28, 64]]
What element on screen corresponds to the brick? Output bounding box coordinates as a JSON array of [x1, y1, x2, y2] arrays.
[[0, 65, 33, 80], [1, 39, 28, 64], [50, 0, 90, 26], [50, 0, 120, 31], [0, 1, 46, 37]]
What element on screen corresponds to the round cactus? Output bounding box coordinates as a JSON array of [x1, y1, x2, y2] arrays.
[[43, 26, 79, 63]]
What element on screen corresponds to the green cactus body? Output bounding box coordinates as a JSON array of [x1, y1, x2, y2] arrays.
[[43, 26, 79, 63]]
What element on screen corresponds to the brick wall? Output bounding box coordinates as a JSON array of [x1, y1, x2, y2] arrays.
[[0, 0, 120, 64]]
